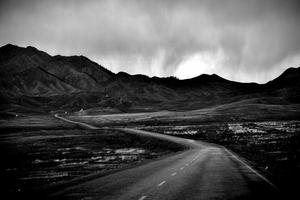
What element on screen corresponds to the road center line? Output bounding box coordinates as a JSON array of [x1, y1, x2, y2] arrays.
[[171, 172, 177, 176], [158, 181, 166, 187], [138, 196, 147, 200]]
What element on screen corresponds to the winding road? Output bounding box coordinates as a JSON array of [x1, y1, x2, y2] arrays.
[[52, 115, 280, 200]]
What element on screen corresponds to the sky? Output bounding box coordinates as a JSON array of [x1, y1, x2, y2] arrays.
[[0, 0, 300, 83]]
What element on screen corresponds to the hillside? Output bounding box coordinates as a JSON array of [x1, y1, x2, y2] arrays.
[[0, 44, 299, 114]]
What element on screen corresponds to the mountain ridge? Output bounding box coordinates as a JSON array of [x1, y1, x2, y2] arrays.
[[0, 44, 299, 114]]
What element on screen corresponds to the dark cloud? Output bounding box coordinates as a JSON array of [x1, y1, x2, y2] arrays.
[[0, 0, 300, 82]]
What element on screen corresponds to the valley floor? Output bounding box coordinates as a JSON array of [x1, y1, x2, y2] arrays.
[[0, 110, 299, 199], [0, 115, 183, 199], [141, 120, 300, 197]]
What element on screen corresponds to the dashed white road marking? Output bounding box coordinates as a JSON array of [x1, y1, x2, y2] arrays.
[[180, 167, 184, 170], [185, 163, 189, 166], [138, 196, 147, 200], [158, 181, 166, 187], [171, 172, 177, 176]]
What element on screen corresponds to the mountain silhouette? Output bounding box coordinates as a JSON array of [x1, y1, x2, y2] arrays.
[[0, 44, 299, 113]]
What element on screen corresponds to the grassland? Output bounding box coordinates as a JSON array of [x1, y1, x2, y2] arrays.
[[1, 100, 299, 197], [141, 120, 300, 195], [0, 115, 183, 199], [66, 100, 300, 127]]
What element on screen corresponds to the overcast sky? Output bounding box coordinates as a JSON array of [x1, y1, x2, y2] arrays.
[[0, 0, 300, 83]]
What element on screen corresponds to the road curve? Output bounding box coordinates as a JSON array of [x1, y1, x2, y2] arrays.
[[52, 115, 280, 200], [54, 114, 99, 129]]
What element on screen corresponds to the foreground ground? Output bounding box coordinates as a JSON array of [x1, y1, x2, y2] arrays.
[[0, 113, 299, 199], [142, 121, 300, 196], [48, 127, 279, 200], [0, 116, 183, 199], [60, 113, 300, 199]]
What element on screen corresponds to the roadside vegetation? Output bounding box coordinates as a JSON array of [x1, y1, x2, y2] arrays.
[[142, 121, 300, 195], [0, 116, 183, 199]]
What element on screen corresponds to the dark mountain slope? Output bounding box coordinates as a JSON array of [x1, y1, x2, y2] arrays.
[[0, 44, 299, 113], [0, 45, 52, 78], [54, 55, 115, 83], [267, 67, 300, 87], [265, 67, 300, 102], [0, 44, 182, 112]]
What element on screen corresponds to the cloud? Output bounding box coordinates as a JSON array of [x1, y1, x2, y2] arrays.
[[0, 0, 300, 82]]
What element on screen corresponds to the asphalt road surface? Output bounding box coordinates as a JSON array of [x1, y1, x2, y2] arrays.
[[51, 115, 280, 200], [54, 114, 99, 129]]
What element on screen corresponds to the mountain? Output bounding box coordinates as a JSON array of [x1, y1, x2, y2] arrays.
[[0, 44, 299, 114], [265, 67, 300, 102]]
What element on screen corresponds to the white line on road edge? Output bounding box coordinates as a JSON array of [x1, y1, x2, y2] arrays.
[[138, 196, 147, 200], [171, 172, 177, 176], [158, 181, 166, 187], [224, 148, 278, 189]]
